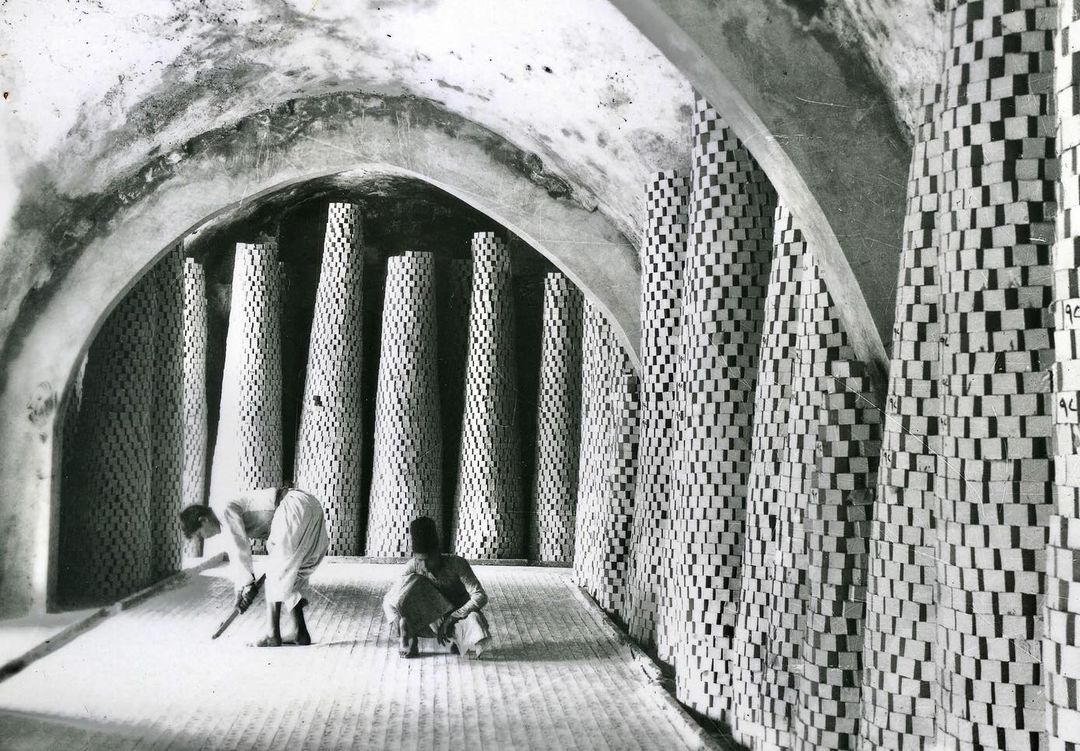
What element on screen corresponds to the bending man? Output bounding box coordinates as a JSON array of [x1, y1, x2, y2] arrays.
[[180, 484, 329, 647], [383, 516, 492, 658]]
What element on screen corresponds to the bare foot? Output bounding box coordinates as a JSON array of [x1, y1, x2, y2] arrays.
[[398, 641, 419, 658], [291, 599, 311, 646], [251, 634, 283, 647]]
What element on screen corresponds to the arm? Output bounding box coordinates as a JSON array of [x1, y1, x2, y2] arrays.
[[448, 558, 488, 620], [220, 501, 256, 590]]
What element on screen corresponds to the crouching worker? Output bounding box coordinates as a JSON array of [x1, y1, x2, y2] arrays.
[[179, 484, 329, 647], [383, 516, 492, 658]]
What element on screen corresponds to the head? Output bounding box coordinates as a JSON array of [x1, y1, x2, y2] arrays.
[[179, 505, 221, 540], [409, 516, 442, 567]]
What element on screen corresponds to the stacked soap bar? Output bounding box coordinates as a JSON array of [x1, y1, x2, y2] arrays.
[[673, 93, 775, 718], [860, 82, 943, 749], [529, 274, 583, 564], [64, 273, 157, 601], [574, 303, 620, 605], [210, 240, 285, 503], [1047, 0, 1080, 746], [761, 245, 827, 749], [437, 259, 473, 541], [295, 203, 366, 555], [601, 363, 641, 618], [625, 169, 687, 653], [452, 233, 523, 559], [181, 256, 209, 559], [936, 0, 1056, 746], [150, 248, 186, 579], [796, 357, 879, 751], [366, 251, 442, 557], [730, 202, 804, 746]]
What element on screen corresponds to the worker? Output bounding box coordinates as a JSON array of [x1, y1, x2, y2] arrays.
[[383, 516, 492, 658], [179, 483, 329, 647]]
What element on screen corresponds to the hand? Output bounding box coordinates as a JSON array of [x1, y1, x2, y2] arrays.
[[235, 580, 258, 613], [436, 615, 458, 646]]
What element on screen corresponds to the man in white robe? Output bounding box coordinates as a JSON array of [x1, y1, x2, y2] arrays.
[[383, 516, 492, 658], [180, 485, 329, 647]]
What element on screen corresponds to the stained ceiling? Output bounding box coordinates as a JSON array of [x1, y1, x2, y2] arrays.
[[1, 0, 695, 245]]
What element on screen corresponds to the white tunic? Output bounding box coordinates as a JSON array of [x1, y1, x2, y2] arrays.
[[214, 488, 328, 610]]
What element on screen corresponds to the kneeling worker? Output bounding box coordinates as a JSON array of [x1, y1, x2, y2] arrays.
[[179, 484, 329, 647], [383, 516, 492, 658]]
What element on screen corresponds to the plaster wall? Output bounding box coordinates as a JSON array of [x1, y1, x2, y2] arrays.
[[834, 0, 947, 133]]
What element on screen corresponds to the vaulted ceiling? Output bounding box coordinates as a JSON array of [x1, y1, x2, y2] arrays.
[[0, 0, 949, 615], [0, 0, 946, 369]]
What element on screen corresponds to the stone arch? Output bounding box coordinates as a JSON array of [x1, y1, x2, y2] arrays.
[[0, 92, 640, 615]]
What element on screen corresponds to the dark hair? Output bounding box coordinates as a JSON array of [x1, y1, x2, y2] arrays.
[[409, 516, 440, 556], [179, 505, 213, 539]]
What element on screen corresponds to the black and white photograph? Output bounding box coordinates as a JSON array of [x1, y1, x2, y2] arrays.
[[0, 0, 1063, 748]]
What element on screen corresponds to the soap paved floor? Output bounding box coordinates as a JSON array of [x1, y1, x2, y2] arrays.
[[0, 562, 703, 750], [0, 608, 99, 669]]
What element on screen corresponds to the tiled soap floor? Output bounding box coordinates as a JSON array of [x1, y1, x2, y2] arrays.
[[0, 609, 100, 670], [0, 562, 702, 750]]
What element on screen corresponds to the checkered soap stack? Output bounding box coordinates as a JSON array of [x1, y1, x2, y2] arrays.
[[59, 361, 85, 571], [729, 203, 804, 746], [61, 359, 85, 501], [572, 302, 618, 601], [672, 95, 776, 717], [438, 259, 473, 539], [181, 257, 209, 558], [859, 83, 943, 750], [600, 359, 640, 617], [760, 233, 822, 749], [625, 170, 688, 654], [294, 203, 366, 555], [528, 274, 583, 564], [246, 256, 289, 559], [935, 1, 1056, 747], [150, 248, 187, 579], [209, 241, 284, 507], [1047, 1, 1080, 747], [791, 255, 877, 750], [366, 251, 443, 556], [64, 274, 157, 602], [452, 233, 523, 559], [571, 302, 637, 615], [801, 361, 880, 751]]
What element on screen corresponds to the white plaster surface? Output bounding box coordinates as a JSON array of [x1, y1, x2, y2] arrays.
[[0, 562, 704, 750], [0, 0, 692, 242], [836, 0, 946, 134]]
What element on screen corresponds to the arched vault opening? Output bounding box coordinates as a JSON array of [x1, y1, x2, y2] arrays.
[[0, 93, 640, 615], [0, 0, 907, 618]]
